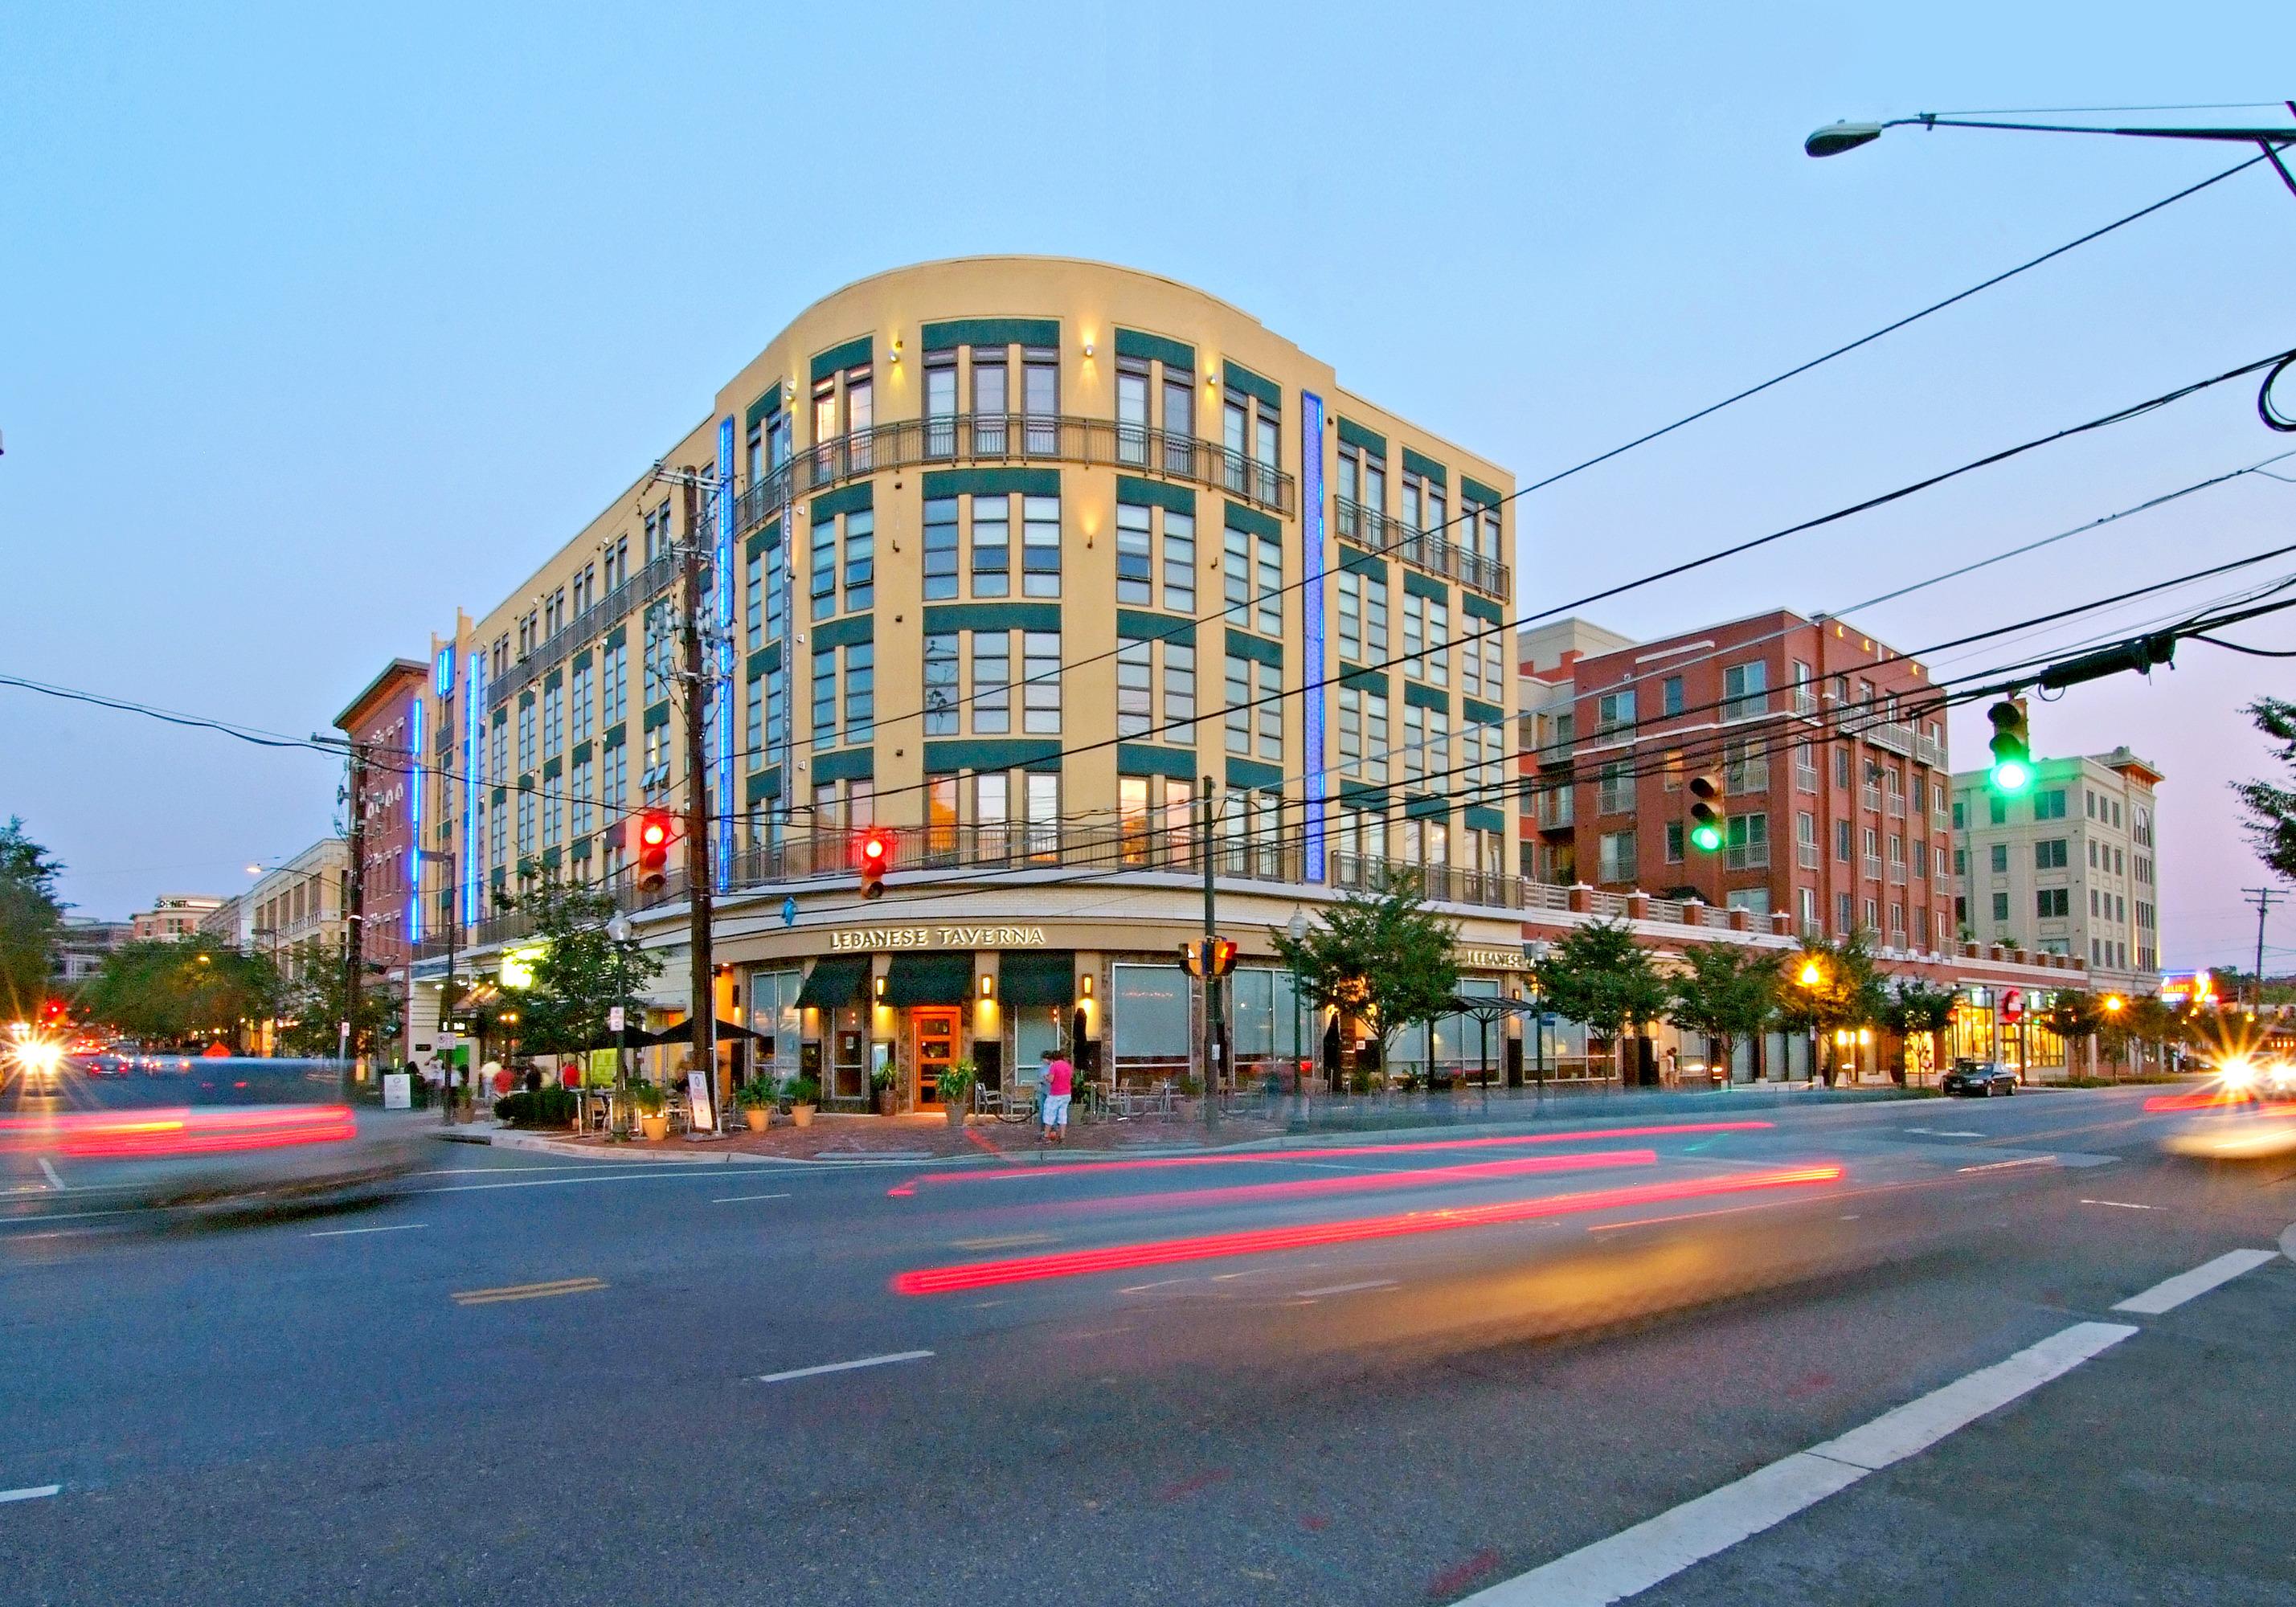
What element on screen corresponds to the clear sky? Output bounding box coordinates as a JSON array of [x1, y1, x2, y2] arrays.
[[3, 2, 2291, 970]]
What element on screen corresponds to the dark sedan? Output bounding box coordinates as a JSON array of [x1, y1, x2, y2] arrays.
[[1942, 1060, 2018, 1097]]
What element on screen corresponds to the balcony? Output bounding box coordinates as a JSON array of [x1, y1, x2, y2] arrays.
[[1885, 791, 1905, 818], [1334, 497, 1511, 599], [1888, 861, 1908, 885], [1537, 789, 1574, 830], [1797, 841, 1820, 870], [1791, 686, 1818, 717], [1795, 763, 1818, 794], [1724, 759, 1770, 794], [735, 411, 1293, 542], [1862, 854, 1883, 881], [1864, 718, 1915, 758], [489, 550, 683, 710]]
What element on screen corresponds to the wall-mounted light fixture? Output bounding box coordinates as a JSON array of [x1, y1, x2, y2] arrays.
[[873, 975, 886, 1000], [1080, 973, 1094, 998], [889, 337, 903, 365], [979, 975, 994, 1000], [1082, 340, 1095, 358]]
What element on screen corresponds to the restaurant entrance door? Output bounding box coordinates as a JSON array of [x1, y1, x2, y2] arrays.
[[913, 1007, 960, 1109]]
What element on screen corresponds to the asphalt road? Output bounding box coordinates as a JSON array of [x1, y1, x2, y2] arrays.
[[2, 1079, 2291, 1605]]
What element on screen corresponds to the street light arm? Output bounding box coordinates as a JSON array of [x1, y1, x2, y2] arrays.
[[1807, 112, 2296, 159]]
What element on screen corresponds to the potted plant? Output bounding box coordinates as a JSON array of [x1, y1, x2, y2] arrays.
[[627, 1078, 669, 1141], [785, 1075, 821, 1128], [870, 1065, 898, 1117], [734, 1078, 775, 1132], [938, 1059, 977, 1128]]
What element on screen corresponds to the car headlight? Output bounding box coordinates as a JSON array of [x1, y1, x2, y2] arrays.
[[2220, 1056, 2258, 1091]]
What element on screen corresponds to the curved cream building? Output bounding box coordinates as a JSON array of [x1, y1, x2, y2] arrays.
[[407, 257, 1525, 1108]]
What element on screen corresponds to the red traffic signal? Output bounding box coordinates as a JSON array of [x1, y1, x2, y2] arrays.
[[631, 808, 675, 893], [857, 828, 891, 900]]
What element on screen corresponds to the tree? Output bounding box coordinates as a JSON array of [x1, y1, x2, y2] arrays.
[[0, 817, 65, 1020], [275, 939, 395, 1059], [1881, 978, 1958, 1084], [1775, 930, 1887, 1086], [80, 937, 280, 1050], [505, 880, 658, 1059], [2232, 697, 2296, 881], [1533, 919, 1670, 1081], [1666, 943, 1779, 1083], [1271, 869, 1459, 1088]]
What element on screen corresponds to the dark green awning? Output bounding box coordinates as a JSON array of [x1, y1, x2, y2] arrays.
[[882, 952, 975, 1007], [796, 956, 870, 1009], [998, 950, 1075, 1007]]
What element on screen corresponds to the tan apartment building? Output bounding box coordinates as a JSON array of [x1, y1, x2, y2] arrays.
[[131, 895, 225, 942], [246, 839, 351, 981], [395, 257, 1526, 1107]]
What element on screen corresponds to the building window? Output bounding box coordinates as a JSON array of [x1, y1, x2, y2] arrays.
[[571, 757, 594, 840], [1990, 843, 2008, 873], [2035, 788, 2068, 820], [1021, 493, 1062, 598], [1664, 820, 1685, 864], [972, 493, 1009, 598], [2036, 888, 2070, 918], [1598, 828, 1636, 885], [1022, 346, 1059, 455], [1162, 509, 1196, 614], [1254, 526, 1282, 636], [923, 632, 959, 737], [1595, 689, 1635, 736], [1988, 796, 2007, 826], [1726, 812, 1769, 871], [1836, 819, 1851, 862], [842, 508, 875, 614], [571, 661, 593, 745], [744, 675, 763, 768], [1225, 655, 1251, 754], [1722, 660, 1768, 719], [811, 646, 836, 750], [924, 354, 957, 456], [1022, 632, 1061, 734], [1116, 639, 1152, 738], [2035, 837, 2068, 870], [1991, 892, 2010, 922], [1256, 660, 1282, 760], [1115, 505, 1152, 605], [843, 642, 874, 746], [923, 497, 960, 601], [973, 632, 1010, 734], [1660, 676, 1684, 718], [1116, 357, 1150, 465], [809, 512, 837, 619], [1336, 567, 1388, 663], [744, 550, 763, 648]]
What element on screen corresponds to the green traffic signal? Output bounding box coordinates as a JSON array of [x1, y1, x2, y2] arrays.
[[1990, 756, 2033, 795], [1689, 821, 1725, 853], [1987, 698, 2032, 795], [1687, 774, 1725, 853]]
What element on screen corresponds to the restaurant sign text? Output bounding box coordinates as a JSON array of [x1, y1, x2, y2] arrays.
[[826, 925, 1050, 953]]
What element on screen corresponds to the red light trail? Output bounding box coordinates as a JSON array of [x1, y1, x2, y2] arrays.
[[1064, 1147, 1656, 1214], [0, 1106, 357, 1158]]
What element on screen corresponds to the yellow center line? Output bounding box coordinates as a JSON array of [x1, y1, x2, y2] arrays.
[[451, 1277, 608, 1306]]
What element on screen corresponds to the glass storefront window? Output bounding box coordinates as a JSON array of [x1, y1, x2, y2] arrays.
[[747, 969, 804, 1085], [1113, 963, 1189, 1083], [1014, 1006, 1066, 1086]]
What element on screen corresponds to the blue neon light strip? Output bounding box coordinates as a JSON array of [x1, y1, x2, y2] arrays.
[[1301, 391, 1329, 882], [407, 693, 424, 943], [462, 650, 484, 926], [714, 416, 736, 889]]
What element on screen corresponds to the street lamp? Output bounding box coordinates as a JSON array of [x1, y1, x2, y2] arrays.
[[1286, 910, 1310, 1101], [1804, 111, 2296, 191]]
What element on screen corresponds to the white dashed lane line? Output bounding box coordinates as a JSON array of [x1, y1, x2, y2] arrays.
[[0, 1485, 60, 1505], [753, 1350, 934, 1384], [2112, 1248, 2280, 1315]]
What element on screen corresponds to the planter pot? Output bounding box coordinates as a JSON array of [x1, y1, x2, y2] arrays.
[[945, 1102, 967, 1129], [743, 1107, 771, 1133], [639, 1114, 669, 1142], [791, 1103, 816, 1128], [875, 1091, 898, 1117]]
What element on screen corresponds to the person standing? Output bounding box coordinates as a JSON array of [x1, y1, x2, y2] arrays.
[[1039, 1047, 1074, 1144]]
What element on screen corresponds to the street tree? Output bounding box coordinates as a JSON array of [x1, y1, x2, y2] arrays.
[[504, 879, 658, 1076], [1271, 869, 1458, 1088], [2232, 697, 2296, 880], [1881, 978, 1958, 1085], [1775, 930, 1887, 1086], [1533, 919, 1670, 1080], [80, 938, 280, 1051], [275, 939, 396, 1059], [1666, 943, 1779, 1082], [0, 817, 65, 1021]]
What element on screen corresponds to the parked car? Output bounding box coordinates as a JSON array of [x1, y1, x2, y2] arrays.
[[1942, 1059, 2017, 1097]]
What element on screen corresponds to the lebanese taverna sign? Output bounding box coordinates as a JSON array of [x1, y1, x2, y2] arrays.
[[825, 924, 1051, 953]]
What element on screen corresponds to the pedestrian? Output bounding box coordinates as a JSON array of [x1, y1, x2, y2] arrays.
[[1663, 1046, 1679, 1088], [1039, 1047, 1074, 1144]]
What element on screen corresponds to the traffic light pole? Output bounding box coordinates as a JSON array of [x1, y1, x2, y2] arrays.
[[1201, 774, 1219, 1133], [679, 472, 718, 1132]]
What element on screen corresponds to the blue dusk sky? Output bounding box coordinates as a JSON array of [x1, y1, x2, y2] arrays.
[[2, 2, 2292, 969]]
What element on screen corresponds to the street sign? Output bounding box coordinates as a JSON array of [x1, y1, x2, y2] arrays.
[[782, 894, 798, 928], [608, 1006, 625, 1032]]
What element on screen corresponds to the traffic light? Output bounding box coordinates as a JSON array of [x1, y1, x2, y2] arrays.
[[1178, 938, 1239, 978], [1987, 698, 2032, 795], [1687, 775, 1725, 853], [631, 808, 674, 893], [857, 828, 891, 900]]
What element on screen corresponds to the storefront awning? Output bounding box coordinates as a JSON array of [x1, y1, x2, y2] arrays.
[[882, 953, 975, 1007], [998, 950, 1075, 1008], [796, 956, 870, 1009]]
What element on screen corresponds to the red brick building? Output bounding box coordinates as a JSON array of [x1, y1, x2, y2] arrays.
[[334, 659, 429, 983], [1521, 611, 1956, 955]]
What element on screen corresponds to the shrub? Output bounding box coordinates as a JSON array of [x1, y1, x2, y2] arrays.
[[785, 1075, 821, 1107], [493, 1087, 577, 1127]]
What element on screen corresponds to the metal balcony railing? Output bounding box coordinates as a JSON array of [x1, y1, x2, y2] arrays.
[[1797, 842, 1820, 870], [1334, 497, 1511, 599]]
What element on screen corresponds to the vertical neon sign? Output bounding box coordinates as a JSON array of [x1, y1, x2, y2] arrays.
[[714, 415, 736, 888], [462, 649, 484, 926], [1301, 391, 1328, 881], [407, 693, 424, 943]]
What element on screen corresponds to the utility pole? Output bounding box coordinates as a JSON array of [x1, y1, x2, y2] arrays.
[[1201, 775, 1220, 1133], [418, 848, 458, 1122], [343, 742, 369, 1078], [2241, 886, 2282, 1014], [679, 470, 718, 1131]]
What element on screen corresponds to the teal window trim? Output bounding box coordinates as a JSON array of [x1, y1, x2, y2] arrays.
[[542, 667, 563, 692], [1464, 805, 1506, 833], [603, 722, 626, 750], [570, 738, 592, 765], [1402, 569, 1450, 603], [923, 738, 1062, 771], [569, 648, 592, 673], [746, 643, 783, 680], [1115, 475, 1195, 514], [920, 317, 1059, 351], [746, 767, 784, 805], [604, 624, 627, 650], [1339, 780, 1389, 811], [743, 383, 784, 431], [541, 757, 563, 782], [1462, 695, 1505, 726], [1225, 755, 1283, 791], [1336, 416, 1388, 456], [540, 846, 561, 870], [811, 482, 873, 522], [745, 517, 783, 561], [1223, 500, 1279, 541], [919, 466, 1058, 498], [1117, 609, 1193, 645], [1222, 360, 1279, 409], [1224, 628, 1282, 667], [921, 602, 1058, 634], [1118, 744, 1197, 781], [1115, 328, 1196, 370], [490, 784, 506, 807], [516, 773, 534, 793], [491, 707, 505, 727], [1404, 681, 1450, 714], [812, 747, 875, 783], [1461, 476, 1505, 508], [1338, 664, 1389, 697], [642, 701, 670, 732], [518, 687, 535, 709], [1404, 795, 1449, 821], [1461, 592, 1504, 625], [571, 836, 594, 860], [812, 615, 874, 649], [1402, 447, 1448, 485], [810, 336, 873, 383], [1336, 543, 1387, 579]]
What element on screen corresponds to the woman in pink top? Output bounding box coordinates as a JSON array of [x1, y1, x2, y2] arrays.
[[1039, 1049, 1074, 1143]]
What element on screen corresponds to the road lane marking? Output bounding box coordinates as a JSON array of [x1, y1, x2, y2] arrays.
[[2111, 1249, 2278, 1315], [952, 1233, 1058, 1250], [753, 1349, 933, 1384], [414, 1169, 800, 1194], [0, 1485, 61, 1504], [309, 1223, 428, 1237], [711, 1192, 792, 1204], [1458, 1321, 2135, 1607], [37, 1159, 63, 1188], [1295, 1278, 1398, 1297], [452, 1276, 608, 1306], [1957, 1156, 2053, 1174], [1903, 1129, 1985, 1139], [2079, 1199, 2160, 1211]]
